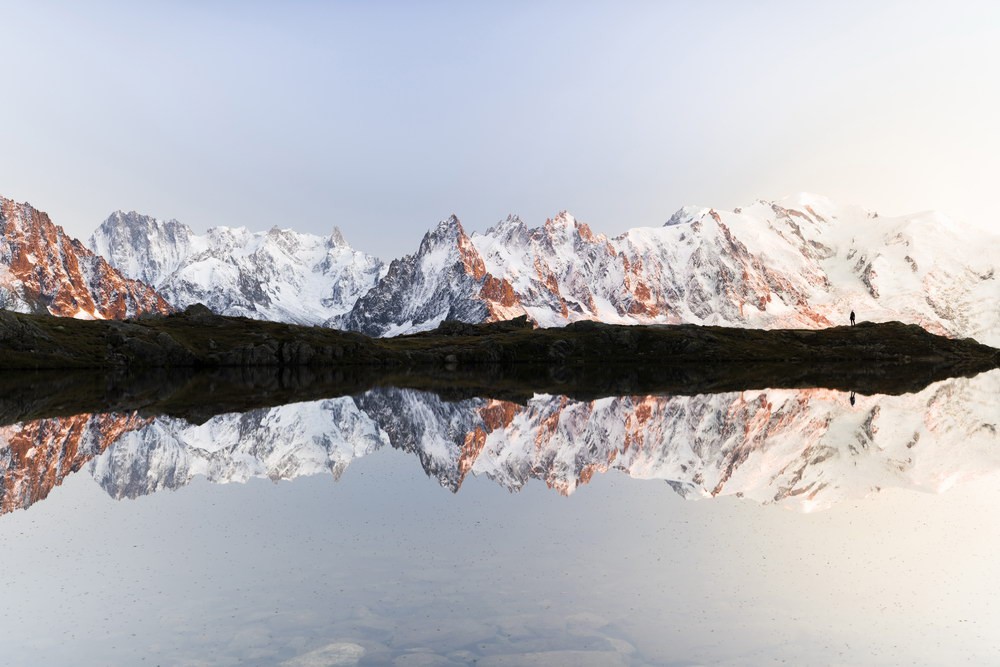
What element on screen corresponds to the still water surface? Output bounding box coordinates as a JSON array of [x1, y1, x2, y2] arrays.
[[0, 371, 997, 666]]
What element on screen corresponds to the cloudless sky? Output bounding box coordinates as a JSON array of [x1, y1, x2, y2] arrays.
[[2, 0, 998, 258]]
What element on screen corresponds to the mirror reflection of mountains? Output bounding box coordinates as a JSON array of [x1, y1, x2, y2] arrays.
[[2, 370, 996, 514]]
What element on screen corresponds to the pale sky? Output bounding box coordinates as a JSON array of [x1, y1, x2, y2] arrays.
[[2, 0, 998, 258]]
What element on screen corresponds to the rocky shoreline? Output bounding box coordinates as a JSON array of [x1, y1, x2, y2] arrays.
[[0, 304, 997, 369], [0, 305, 995, 424]]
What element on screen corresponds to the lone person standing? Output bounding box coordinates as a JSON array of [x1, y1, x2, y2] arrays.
[[850, 309, 856, 326]]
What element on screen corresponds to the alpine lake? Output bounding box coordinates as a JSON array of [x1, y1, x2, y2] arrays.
[[0, 367, 998, 666]]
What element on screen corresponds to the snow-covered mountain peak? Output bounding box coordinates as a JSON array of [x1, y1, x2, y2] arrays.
[[329, 226, 348, 248], [664, 206, 708, 227], [90, 211, 384, 325], [546, 210, 575, 227], [202, 225, 253, 251], [438, 214, 462, 234], [331, 213, 494, 335], [539, 210, 603, 241], [266, 225, 295, 236], [260, 225, 312, 256], [485, 214, 528, 238], [89, 210, 196, 286], [408, 215, 467, 257], [773, 191, 839, 216], [103, 209, 189, 232]]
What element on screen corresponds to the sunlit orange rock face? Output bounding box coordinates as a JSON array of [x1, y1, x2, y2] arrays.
[[479, 275, 517, 312], [0, 413, 149, 514], [0, 198, 170, 318], [449, 220, 525, 322], [456, 227, 487, 281]]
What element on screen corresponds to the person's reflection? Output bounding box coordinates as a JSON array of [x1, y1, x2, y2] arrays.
[[849, 391, 856, 406]]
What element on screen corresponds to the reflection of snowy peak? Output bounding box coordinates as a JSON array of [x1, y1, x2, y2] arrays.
[[354, 386, 490, 490], [68, 370, 1000, 512], [89, 211, 385, 324], [89, 398, 386, 499], [338, 195, 1000, 343], [463, 371, 1000, 510], [0, 198, 171, 318], [0, 373, 996, 513]]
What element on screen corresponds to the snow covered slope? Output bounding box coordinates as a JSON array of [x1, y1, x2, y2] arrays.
[[0, 198, 171, 318], [338, 195, 999, 344], [89, 211, 385, 324]]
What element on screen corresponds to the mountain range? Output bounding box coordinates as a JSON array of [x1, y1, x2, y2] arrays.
[[373, 194, 1000, 342], [0, 193, 996, 345], [1, 370, 997, 514], [88, 210, 384, 324]]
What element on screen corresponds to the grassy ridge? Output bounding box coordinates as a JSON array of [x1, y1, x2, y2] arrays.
[[0, 306, 995, 424], [0, 305, 996, 370]]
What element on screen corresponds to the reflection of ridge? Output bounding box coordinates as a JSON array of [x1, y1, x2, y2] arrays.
[[0, 413, 149, 514], [458, 400, 524, 489], [354, 388, 482, 491], [90, 398, 386, 500], [0, 372, 996, 515]]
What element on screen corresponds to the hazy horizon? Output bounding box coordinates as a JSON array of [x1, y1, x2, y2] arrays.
[[3, 1, 999, 258]]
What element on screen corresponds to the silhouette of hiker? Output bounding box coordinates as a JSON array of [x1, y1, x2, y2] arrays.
[[850, 310, 856, 326], [849, 391, 856, 406]]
